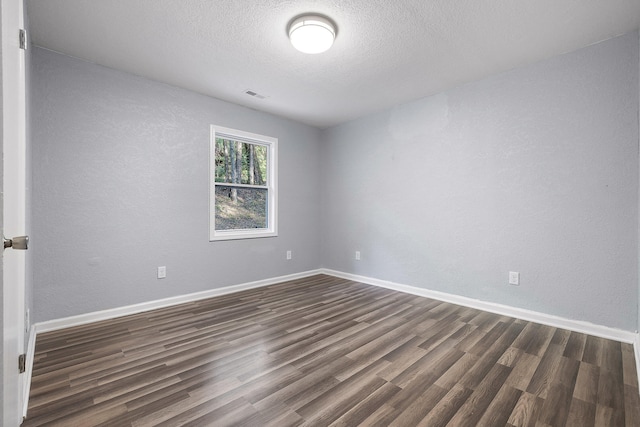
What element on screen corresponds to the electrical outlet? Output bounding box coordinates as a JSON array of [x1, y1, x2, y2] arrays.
[[286, 250, 292, 260], [355, 251, 361, 261], [157, 266, 166, 279], [509, 271, 519, 286], [25, 309, 30, 333]]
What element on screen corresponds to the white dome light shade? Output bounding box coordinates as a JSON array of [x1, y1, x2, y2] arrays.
[[288, 15, 336, 54]]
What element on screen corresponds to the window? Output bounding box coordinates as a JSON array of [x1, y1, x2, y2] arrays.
[[210, 125, 277, 241]]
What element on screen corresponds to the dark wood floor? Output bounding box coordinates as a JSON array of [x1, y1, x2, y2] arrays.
[[24, 274, 640, 426]]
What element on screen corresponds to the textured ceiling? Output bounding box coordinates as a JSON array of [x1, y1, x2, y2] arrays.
[[26, 0, 640, 128]]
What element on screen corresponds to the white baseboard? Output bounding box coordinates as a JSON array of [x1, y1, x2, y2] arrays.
[[36, 267, 637, 346], [320, 269, 637, 344], [34, 269, 322, 334], [31, 267, 640, 385], [22, 325, 36, 419]]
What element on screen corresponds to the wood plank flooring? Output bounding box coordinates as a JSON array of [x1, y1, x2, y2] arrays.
[[24, 274, 640, 426]]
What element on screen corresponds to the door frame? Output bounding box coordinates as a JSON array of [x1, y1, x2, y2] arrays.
[[2, 0, 27, 424]]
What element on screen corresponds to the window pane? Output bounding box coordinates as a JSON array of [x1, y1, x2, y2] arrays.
[[247, 144, 267, 185], [215, 186, 267, 230], [215, 138, 268, 185], [214, 138, 233, 183]]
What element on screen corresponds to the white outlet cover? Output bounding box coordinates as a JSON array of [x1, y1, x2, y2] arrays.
[[158, 266, 166, 279], [509, 271, 519, 285]]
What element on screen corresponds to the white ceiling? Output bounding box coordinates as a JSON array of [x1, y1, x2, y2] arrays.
[[26, 0, 640, 129]]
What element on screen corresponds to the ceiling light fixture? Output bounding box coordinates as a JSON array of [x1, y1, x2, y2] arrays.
[[288, 15, 336, 54]]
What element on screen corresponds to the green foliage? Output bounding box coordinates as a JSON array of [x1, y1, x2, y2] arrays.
[[214, 138, 267, 185]]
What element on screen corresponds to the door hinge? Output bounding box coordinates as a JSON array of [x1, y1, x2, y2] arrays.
[[19, 29, 27, 50], [18, 353, 26, 373]]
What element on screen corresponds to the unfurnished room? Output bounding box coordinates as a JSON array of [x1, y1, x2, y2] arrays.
[[1, 0, 640, 426]]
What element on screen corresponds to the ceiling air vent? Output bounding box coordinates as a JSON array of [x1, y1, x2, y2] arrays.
[[244, 89, 267, 100]]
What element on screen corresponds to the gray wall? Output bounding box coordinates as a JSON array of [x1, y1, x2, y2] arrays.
[[31, 32, 640, 332], [320, 32, 639, 331], [31, 47, 322, 322]]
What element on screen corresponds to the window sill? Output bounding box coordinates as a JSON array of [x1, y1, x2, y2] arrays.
[[209, 230, 278, 241]]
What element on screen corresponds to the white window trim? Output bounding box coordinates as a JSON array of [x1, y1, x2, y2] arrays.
[[209, 125, 278, 241]]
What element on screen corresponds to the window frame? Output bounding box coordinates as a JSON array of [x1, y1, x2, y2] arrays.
[[209, 125, 278, 241]]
